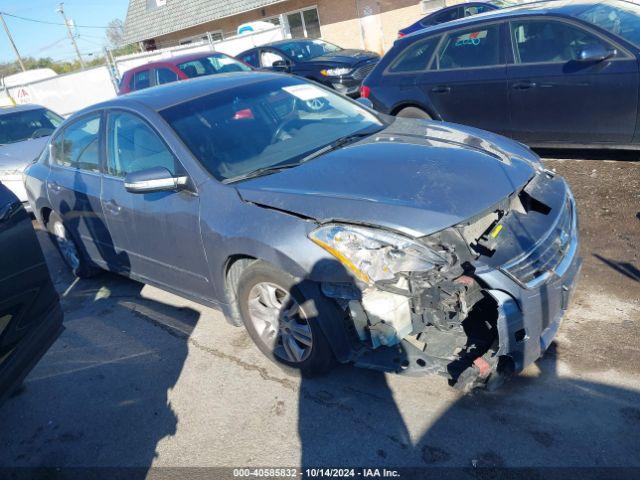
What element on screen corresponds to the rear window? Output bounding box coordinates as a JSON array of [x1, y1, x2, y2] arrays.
[[178, 54, 251, 78], [435, 24, 501, 69], [388, 36, 440, 73], [0, 108, 63, 144]]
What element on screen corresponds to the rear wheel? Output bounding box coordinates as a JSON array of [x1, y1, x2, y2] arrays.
[[396, 106, 432, 119], [47, 212, 98, 278], [236, 261, 334, 376]]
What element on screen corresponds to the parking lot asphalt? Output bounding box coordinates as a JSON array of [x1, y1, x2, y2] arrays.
[[0, 152, 638, 474]]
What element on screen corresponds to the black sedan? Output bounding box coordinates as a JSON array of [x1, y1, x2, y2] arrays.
[[362, 0, 640, 149], [0, 182, 63, 407], [238, 38, 379, 98]]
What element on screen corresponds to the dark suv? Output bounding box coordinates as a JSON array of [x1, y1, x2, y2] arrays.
[[362, 0, 640, 149]]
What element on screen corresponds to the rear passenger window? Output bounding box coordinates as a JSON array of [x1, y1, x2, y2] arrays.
[[511, 20, 612, 64], [133, 70, 151, 90], [53, 114, 101, 172], [106, 111, 178, 178], [432, 7, 462, 25], [388, 36, 439, 73], [435, 24, 501, 69], [156, 68, 179, 85]]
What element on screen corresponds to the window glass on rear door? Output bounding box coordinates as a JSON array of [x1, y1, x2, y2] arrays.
[[52, 114, 101, 172], [388, 36, 440, 73], [511, 20, 614, 64], [435, 24, 501, 69], [133, 70, 151, 90], [156, 67, 179, 85], [106, 111, 178, 177]]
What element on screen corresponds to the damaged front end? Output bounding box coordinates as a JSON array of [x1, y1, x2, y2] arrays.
[[315, 170, 581, 390]]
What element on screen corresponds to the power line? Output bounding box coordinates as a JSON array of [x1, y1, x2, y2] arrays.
[[0, 10, 109, 29]]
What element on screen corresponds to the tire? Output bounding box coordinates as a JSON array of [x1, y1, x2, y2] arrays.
[[396, 106, 432, 119], [47, 212, 99, 278], [236, 261, 335, 376]]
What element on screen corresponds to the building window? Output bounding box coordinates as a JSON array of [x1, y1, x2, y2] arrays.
[[146, 0, 166, 10], [285, 7, 321, 39]]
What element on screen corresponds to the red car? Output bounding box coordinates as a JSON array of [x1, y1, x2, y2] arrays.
[[118, 52, 252, 95]]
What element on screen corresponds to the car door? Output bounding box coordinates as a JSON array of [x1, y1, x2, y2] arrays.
[[416, 21, 509, 134], [48, 112, 113, 266], [506, 17, 638, 145], [101, 109, 212, 300], [0, 183, 62, 407]]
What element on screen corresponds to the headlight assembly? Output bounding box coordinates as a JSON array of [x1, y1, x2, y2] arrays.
[[309, 224, 450, 284], [320, 67, 352, 77]]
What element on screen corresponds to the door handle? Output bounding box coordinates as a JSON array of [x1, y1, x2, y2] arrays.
[[431, 85, 451, 94], [104, 199, 122, 215], [512, 81, 537, 90], [47, 181, 62, 192]]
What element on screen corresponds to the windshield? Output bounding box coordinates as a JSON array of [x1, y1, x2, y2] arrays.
[[0, 108, 63, 144], [577, 1, 640, 47], [178, 54, 252, 78], [274, 39, 342, 61], [160, 77, 383, 182]]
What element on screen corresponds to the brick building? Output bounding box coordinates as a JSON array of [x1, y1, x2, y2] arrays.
[[123, 0, 453, 54]]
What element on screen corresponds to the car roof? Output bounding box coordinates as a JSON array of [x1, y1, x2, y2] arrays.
[[79, 71, 284, 113], [401, 0, 615, 38], [0, 104, 46, 116], [123, 51, 230, 73]]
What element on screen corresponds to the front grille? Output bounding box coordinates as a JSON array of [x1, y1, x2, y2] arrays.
[[352, 60, 378, 80], [502, 196, 575, 287]]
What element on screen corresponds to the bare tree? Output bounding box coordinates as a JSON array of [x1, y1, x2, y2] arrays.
[[106, 18, 124, 48]]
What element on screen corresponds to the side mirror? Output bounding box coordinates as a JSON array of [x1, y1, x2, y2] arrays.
[[124, 166, 188, 194], [576, 44, 615, 63], [271, 59, 291, 71], [356, 97, 374, 109]]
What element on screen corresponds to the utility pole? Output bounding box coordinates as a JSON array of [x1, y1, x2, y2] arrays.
[[0, 13, 26, 72], [57, 3, 85, 68]]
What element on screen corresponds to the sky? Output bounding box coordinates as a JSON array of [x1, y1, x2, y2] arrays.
[[0, 0, 130, 64]]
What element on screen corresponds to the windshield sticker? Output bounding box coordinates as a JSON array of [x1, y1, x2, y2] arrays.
[[283, 84, 330, 101], [455, 30, 488, 46]]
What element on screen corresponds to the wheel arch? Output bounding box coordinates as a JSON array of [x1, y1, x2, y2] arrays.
[[391, 102, 440, 120]]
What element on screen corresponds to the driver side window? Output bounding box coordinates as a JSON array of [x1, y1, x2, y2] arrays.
[[511, 20, 613, 64], [106, 111, 179, 178], [261, 50, 286, 68]]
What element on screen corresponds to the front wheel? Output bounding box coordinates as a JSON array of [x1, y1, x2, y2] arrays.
[[236, 261, 335, 376]]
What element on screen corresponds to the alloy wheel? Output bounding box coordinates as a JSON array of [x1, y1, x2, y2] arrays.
[[247, 282, 313, 363], [52, 221, 80, 271]]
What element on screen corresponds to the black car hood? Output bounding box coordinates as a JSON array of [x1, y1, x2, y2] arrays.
[[305, 49, 379, 66], [236, 118, 539, 237]]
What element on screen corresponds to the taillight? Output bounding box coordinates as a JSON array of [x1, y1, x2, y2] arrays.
[[360, 85, 371, 99], [398, 31, 406, 38]]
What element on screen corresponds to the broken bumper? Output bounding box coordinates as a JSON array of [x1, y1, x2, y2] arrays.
[[479, 202, 582, 373]]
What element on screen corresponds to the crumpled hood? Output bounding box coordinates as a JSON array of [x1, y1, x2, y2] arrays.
[[307, 49, 379, 66], [0, 137, 49, 172], [236, 118, 539, 237]]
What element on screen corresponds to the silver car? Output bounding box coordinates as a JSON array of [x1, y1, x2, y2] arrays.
[[0, 105, 63, 211], [24, 73, 581, 390]]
